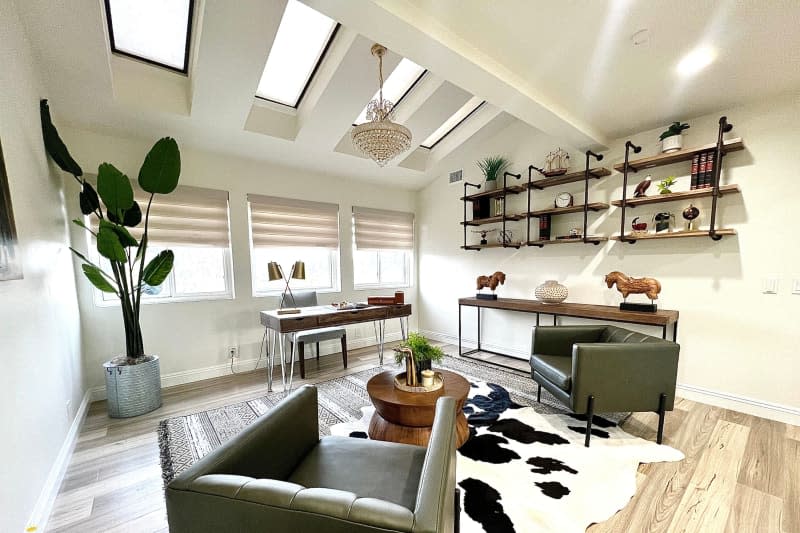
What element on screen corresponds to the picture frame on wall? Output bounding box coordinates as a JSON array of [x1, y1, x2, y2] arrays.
[[0, 140, 23, 281]]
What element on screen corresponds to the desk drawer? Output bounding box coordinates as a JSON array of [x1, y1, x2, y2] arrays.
[[318, 307, 387, 326], [279, 315, 320, 332], [386, 304, 411, 318]]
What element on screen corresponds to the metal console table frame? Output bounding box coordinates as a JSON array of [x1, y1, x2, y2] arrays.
[[457, 297, 679, 371]]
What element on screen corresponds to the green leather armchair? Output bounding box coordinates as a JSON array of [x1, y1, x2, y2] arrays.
[[166, 385, 458, 533], [530, 325, 679, 447]]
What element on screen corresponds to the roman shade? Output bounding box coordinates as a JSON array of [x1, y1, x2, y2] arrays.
[[352, 207, 414, 250], [88, 179, 231, 248], [248, 194, 339, 249]]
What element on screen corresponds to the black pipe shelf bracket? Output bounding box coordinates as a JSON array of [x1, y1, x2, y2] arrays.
[[709, 116, 734, 241], [583, 150, 604, 244], [501, 171, 522, 247], [618, 140, 643, 244], [462, 181, 482, 250]]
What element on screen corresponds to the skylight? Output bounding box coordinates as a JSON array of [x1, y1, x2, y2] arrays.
[[354, 59, 426, 124], [105, 0, 194, 73], [256, 0, 338, 107], [420, 97, 485, 149]]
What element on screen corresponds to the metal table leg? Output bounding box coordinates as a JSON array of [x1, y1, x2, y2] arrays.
[[278, 333, 287, 390], [377, 319, 386, 365], [458, 304, 462, 355], [286, 332, 297, 392], [266, 328, 274, 392]]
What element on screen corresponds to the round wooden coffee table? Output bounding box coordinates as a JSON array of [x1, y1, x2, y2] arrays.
[[366, 369, 470, 448]]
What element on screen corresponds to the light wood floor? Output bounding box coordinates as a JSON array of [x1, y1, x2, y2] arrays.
[[47, 344, 799, 533]]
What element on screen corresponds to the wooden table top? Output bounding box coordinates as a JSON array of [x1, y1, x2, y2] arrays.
[[367, 369, 470, 409], [260, 304, 412, 333], [459, 297, 678, 326]]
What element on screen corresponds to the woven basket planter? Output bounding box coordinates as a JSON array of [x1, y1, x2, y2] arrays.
[[103, 355, 162, 418]]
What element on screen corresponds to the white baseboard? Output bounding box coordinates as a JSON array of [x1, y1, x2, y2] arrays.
[[676, 383, 800, 426], [25, 389, 91, 533], [422, 329, 800, 427], [89, 332, 403, 402]]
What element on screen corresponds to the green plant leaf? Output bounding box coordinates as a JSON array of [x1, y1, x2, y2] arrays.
[[112, 223, 138, 247], [97, 163, 134, 218], [79, 182, 100, 215], [97, 221, 127, 262], [135, 234, 148, 265], [40, 99, 83, 177], [142, 250, 174, 287], [81, 264, 117, 293], [72, 218, 95, 234], [138, 137, 180, 194]]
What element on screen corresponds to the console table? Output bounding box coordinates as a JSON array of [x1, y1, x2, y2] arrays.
[[260, 304, 411, 392], [458, 297, 678, 369]]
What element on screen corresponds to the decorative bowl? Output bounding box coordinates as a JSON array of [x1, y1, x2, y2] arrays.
[[535, 280, 568, 304]]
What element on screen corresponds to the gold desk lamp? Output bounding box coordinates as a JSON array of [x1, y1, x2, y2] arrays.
[[268, 260, 306, 315]]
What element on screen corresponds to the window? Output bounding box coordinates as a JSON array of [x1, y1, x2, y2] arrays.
[[90, 184, 233, 304], [352, 207, 413, 289], [105, 0, 194, 73], [248, 194, 340, 295], [256, 0, 338, 107], [420, 97, 485, 149], [354, 59, 426, 124]]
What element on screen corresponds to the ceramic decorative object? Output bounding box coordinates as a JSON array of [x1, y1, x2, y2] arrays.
[[661, 134, 683, 153], [535, 280, 568, 304]]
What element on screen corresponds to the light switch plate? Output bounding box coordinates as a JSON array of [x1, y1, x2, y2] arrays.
[[762, 278, 779, 294]]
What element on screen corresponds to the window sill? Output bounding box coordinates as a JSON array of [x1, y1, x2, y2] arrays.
[[353, 284, 412, 291], [252, 286, 341, 298], [94, 293, 234, 308]]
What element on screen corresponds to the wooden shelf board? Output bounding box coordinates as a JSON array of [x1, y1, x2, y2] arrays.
[[460, 185, 526, 201], [461, 242, 523, 250], [611, 229, 736, 241], [528, 167, 612, 190], [525, 202, 609, 217], [611, 184, 740, 207], [613, 138, 744, 173], [527, 236, 608, 246], [461, 214, 525, 226]]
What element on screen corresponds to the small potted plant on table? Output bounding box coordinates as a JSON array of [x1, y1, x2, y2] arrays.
[[394, 332, 444, 382]]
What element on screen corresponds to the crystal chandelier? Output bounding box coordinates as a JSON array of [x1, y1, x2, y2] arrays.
[[351, 44, 412, 167]]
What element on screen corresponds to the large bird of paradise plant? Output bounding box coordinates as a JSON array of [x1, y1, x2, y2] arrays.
[[40, 100, 180, 362]]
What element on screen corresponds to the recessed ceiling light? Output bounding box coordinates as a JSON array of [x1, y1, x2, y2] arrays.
[[676, 46, 716, 76]]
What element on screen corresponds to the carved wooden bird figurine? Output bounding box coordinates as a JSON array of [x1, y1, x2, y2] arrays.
[[633, 175, 651, 197]]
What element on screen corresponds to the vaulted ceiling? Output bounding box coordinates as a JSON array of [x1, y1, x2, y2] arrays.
[[15, 0, 800, 190]]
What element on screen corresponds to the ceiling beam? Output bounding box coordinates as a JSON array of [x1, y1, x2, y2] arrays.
[[302, 0, 609, 150]]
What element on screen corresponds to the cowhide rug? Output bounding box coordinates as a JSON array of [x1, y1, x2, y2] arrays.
[[159, 356, 683, 532], [331, 380, 683, 533]]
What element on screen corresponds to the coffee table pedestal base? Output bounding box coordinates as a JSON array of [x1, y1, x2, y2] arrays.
[[368, 411, 470, 448]]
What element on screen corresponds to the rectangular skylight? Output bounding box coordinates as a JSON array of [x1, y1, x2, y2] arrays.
[[256, 0, 338, 107], [354, 59, 426, 124], [421, 97, 485, 149], [105, 0, 194, 73]]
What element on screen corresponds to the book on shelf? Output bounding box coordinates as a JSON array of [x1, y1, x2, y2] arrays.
[[690, 154, 700, 190], [697, 152, 708, 191], [539, 214, 551, 240], [703, 151, 715, 189]]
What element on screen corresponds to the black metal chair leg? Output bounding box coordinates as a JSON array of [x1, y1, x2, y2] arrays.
[[585, 395, 594, 447], [657, 393, 667, 444], [537, 383, 541, 403], [454, 488, 461, 533]]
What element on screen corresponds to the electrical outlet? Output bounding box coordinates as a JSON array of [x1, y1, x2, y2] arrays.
[[228, 346, 239, 359]]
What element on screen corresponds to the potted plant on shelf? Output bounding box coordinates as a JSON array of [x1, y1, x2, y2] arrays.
[[476, 155, 510, 192], [657, 176, 677, 194], [394, 332, 445, 381], [659, 121, 690, 153], [40, 100, 180, 418]]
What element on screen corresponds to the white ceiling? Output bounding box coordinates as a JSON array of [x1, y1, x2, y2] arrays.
[[14, 0, 800, 190]]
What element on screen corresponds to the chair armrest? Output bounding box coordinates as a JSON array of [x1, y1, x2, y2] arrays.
[[413, 396, 457, 533], [531, 326, 606, 357], [571, 342, 680, 413], [169, 385, 319, 490]]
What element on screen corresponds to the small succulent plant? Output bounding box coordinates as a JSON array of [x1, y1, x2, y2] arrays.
[[659, 122, 690, 141], [657, 176, 677, 194]]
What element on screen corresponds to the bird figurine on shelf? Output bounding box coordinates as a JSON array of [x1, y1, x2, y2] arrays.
[[633, 175, 652, 197]]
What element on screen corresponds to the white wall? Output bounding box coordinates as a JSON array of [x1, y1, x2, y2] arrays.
[[0, 2, 85, 531], [417, 95, 800, 423], [60, 127, 418, 393]]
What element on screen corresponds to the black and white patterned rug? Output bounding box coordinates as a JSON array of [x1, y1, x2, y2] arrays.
[[158, 356, 683, 532]]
